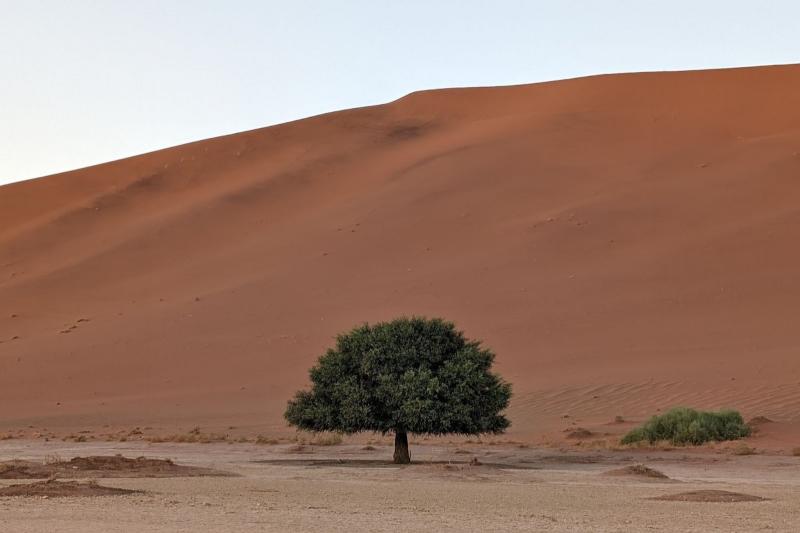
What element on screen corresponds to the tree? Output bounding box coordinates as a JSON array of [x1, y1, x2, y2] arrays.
[[284, 316, 512, 464]]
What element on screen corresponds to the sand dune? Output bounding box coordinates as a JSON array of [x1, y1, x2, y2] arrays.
[[2, 64, 800, 438]]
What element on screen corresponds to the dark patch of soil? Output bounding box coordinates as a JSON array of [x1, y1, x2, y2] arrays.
[[653, 490, 766, 502], [0, 455, 232, 479], [747, 416, 774, 433], [605, 464, 670, 479], [0, 461, 43, 479], [531, 454, 607, 465], [0, 479, 141, 498], [254, 458, 536, 470], [747, 416, 774, 426], [286, 445, 312, 454], [386, 123, 428, 140]]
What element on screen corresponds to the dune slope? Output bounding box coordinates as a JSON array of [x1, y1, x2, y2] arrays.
[[2, 64, 800, 436]]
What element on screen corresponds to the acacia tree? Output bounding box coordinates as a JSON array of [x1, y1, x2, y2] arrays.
[[284, 317, 512, 464]]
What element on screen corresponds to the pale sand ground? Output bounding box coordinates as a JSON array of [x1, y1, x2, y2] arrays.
[[1, 440, 799, 532]]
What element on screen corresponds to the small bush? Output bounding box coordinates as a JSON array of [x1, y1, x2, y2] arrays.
[[621, 407, 750, 446]]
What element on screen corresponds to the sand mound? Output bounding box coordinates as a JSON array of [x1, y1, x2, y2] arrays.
[[565, 428, 595, 439], [747, 416, 774, 426], [0, 455, 230, 479], [653, 490, 766, 503], [0, 479, 141, 498], [605, 464, 669, 479]]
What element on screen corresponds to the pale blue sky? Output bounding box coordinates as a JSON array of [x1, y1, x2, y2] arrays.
[[1, 1, 798, 185]]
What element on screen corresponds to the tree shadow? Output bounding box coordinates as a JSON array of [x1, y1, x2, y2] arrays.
[[252, 458, 538, 470]]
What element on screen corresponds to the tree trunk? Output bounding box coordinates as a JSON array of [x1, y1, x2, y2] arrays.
[[393, 430, 411, 464]]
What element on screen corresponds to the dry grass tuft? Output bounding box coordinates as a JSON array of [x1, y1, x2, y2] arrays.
[[730, 443, 757, 456], [565, 428, 595, 439], [288, 432, 343, 446], [146, 431, 230, 444], [43, 454, 63, 465], [616, 439, 675, 451], [309, 433, 343, 446]]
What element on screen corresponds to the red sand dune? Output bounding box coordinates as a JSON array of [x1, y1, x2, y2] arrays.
[[2, 64, 800, 440]]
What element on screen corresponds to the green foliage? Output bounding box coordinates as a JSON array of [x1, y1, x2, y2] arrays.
[[621, 407, 751, 445], [285, 317, 512, 436]]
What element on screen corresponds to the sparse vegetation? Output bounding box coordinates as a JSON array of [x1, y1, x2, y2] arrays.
[[621, 407, 751, 446], [43, 454, 63, 465], [565, 427, 594, 439], [307, 432, 343, 446], [146, 431, 229, 444], [285, 317, 512, 464]]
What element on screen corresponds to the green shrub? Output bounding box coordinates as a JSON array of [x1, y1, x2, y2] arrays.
[[621, 407, 751, 445]]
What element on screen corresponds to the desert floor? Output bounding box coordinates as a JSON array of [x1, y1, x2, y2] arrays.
[[1, 440, 798, 532]]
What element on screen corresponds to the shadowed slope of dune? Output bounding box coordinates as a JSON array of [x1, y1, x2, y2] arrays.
[[2, 64, 800, 438]]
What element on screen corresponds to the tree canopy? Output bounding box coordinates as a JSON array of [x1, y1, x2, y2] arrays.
[[285, 316, 512, 463]]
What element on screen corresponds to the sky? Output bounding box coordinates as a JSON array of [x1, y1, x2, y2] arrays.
[[1, 1, 799, 186]]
